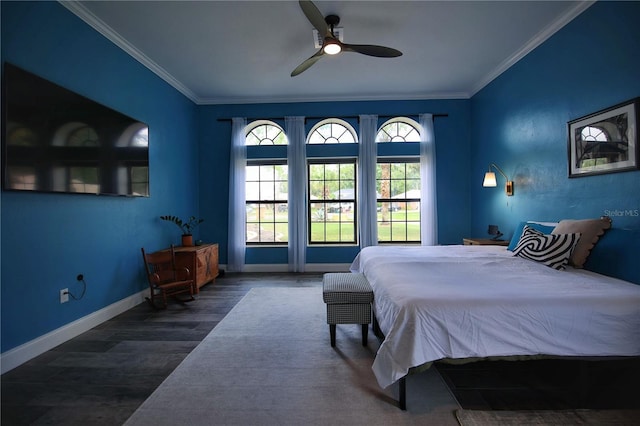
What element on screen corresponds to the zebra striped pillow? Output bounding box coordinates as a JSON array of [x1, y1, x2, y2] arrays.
[[512, 226, 581, 270]]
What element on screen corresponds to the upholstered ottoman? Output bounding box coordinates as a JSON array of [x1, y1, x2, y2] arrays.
[[322, 273, 374, 347]]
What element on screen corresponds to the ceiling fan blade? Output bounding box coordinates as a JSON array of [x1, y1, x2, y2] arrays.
[[343, 43, 403, 58], [291, 49, 325, 77], [298, 0, 329, 36]]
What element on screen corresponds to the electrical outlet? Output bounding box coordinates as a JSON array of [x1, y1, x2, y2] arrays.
[[60, 288, 69, 303]]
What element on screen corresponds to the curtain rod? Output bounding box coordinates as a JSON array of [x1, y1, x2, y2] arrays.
[[217, 113, 448, 122]]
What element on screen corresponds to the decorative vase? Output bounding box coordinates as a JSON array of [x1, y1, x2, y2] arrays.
[[181, 234, 194, 247]]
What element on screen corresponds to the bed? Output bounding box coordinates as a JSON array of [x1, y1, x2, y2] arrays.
[[349, 235, 640, 408]]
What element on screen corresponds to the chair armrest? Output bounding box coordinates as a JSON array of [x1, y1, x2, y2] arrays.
[[175, 267, 191, 281], [150, 270, 176, 284]]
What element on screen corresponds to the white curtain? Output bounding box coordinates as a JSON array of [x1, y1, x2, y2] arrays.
[[286, 116, 307, 272], [358, 115, 378, 249], [227, 117, 247, 271], [419, 113, 438, 245]]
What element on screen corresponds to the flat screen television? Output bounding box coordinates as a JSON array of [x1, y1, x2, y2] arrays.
[[2, 62, 149, 197]]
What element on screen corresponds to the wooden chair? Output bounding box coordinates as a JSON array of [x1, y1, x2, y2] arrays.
[[141, 245, 195, 309]]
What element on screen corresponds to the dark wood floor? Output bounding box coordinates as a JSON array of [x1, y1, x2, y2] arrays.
[[3, 272, 639, 424], [1, 273, 322, 425]]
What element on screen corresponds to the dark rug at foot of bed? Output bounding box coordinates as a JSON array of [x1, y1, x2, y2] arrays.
[[455, 408, 640, 426], [436, 358, 640, 411]]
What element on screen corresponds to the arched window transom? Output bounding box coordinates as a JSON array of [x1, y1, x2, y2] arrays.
[[245, 120, 287, 145], [376, 118, 421, 142], [308, 119, 357, 144]]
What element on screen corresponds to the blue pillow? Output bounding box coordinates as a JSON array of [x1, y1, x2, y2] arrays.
[[507, 221, 557, 251]]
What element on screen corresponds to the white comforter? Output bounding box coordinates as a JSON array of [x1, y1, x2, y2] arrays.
[[350, 245, 640, 388]]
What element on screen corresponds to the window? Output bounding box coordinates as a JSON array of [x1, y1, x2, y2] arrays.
[[578, 125, 615, 168], [307, 119, 358, 244], [245, 162, 288, 244], [7, 126, 38, 146], [129, 166, 149, 196], [376, 118, 421, 142], [245, 121, 287, 145], [49, 123, 101, 193], [308, 120, 357, 144], [5, 127, 38, 189], [308, 161, 357, 244], [244, 121, 288, 245], [120, 125, 149, 196], [376, 160, 420, 243], [67, 125, 99, 146], [6, 166, 36, 190], [52, 122, 149, 195], [580, 125, 608, 142], [375, 118, 422, 243], [68, 167, 100, 193]]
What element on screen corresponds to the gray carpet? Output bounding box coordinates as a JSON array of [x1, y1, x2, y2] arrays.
[[456, 408, 640, 425], [125, 287, 460, 425]]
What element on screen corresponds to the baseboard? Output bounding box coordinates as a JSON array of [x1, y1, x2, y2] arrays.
[[0, 289, 147, 374], [1, 265, 349, 372], [240, 263, 351, 273]]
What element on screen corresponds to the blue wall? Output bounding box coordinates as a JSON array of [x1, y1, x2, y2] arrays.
[[1, 2, 199, 352], [198, 100, 472, 265], [471, 1, 640, 241], [4, 0, 638, 357]]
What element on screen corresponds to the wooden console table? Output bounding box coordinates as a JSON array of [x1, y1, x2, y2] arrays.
[[171, 243, 219, 292]]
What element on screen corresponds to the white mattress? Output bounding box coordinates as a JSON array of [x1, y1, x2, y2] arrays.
[[350, 245, 640, 388]]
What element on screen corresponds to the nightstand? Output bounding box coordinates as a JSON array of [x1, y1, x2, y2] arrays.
[[463, 238, 509, 246]]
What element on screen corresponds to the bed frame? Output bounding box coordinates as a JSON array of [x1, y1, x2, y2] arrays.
[[374, 313, 639, 410]]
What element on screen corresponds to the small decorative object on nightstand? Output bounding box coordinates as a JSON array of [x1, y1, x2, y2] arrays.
[[487, 225, 504, 240], [463, 238, 509, 246]]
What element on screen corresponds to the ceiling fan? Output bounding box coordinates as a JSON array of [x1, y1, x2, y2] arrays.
[[291, 0, 403, 77]]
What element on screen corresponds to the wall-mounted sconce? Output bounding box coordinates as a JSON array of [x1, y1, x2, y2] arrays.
[[483, 163, 514, 196]]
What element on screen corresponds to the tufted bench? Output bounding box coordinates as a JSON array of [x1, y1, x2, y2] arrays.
[[322, 272, 374, 347]]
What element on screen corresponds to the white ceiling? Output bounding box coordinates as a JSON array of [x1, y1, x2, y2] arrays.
[[64, 1, 592, 105]]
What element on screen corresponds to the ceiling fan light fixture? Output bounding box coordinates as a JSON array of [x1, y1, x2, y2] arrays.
[[323, 40, 341, 55], [313, 27, 343, 48]]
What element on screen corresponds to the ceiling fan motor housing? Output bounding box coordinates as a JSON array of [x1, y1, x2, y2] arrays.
[[325, 14, 340, 27], [314, 26, 343, 48]]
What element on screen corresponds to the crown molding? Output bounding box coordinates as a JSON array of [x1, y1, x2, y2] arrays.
[[61, 0, 589, 106], [60, 1, 199, 103], [470, 0, 595, 96], [58, 1, 469, 106], [196, 91, 470, 106]]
